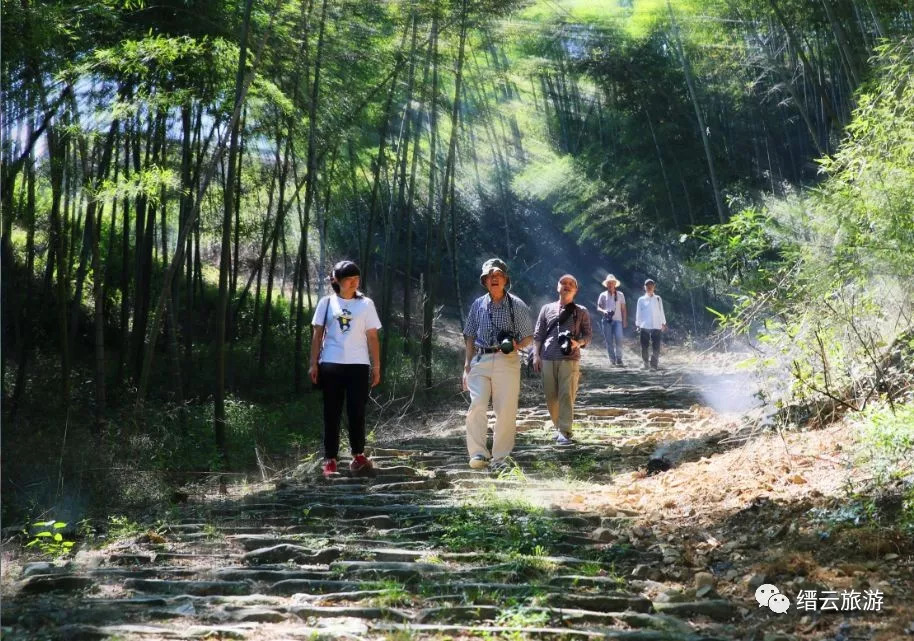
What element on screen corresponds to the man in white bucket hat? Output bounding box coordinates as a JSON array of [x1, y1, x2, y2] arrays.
[[596, 273, 627, 366]]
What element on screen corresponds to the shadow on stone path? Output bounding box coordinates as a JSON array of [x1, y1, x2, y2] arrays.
[[3, 346, 755, 640]]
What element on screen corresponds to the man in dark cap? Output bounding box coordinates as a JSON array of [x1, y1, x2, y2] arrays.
[[461, 258, 534, 470], [635, 278, 667, 370]]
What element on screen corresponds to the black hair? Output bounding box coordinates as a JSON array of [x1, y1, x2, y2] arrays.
[[330, 260, 363, 296]]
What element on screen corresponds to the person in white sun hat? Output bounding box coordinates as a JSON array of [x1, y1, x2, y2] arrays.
[[596, 273, 627, 366]]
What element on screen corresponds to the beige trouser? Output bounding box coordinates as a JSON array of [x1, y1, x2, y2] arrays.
[[466, 351, 521, 460], [542, 359, 580, 437]]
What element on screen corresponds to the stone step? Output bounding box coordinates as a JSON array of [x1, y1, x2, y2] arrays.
[[18, 574, 95, 594], [241, 544, 342, 565], [290, 604, 413, 622], [330, 560, 450, 580], [124, 579, 253, 596], [268, 578, 364, 595], [212, 568, 332, 582], [370, 622, 680, 639], [546, 592, 653, 613]]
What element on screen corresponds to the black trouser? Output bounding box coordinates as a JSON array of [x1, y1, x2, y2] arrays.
[[319, 363, 370, 460], [640, 329, 662, 367]]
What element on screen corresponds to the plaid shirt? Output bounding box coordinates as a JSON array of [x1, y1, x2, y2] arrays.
[[463, 293, 534, 348]]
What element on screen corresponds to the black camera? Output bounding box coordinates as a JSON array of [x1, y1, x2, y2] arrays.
[[558, 329, 575, 356], [497, 330, 515, 354], [606, 310, 614, 321]]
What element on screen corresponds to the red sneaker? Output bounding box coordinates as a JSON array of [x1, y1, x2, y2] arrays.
[[322, 459, 337, 478], [349, 454, 373, 475]]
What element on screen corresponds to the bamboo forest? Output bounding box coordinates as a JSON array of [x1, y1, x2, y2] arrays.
[[2, 0, 913, 639]]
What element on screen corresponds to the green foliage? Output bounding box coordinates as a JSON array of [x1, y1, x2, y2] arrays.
[[25, 520, 75, 557], [107, 515, 144, 539], [690, 38, 914, 424], [437, 497, 562, 555], [367, 580, 412, 608], [856, 401, 914, 484]]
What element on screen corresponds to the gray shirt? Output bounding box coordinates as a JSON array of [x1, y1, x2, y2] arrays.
[[534, 301, 593, 361]]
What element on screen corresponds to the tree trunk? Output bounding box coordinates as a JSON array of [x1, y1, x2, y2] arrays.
[[403, 26, 434, 354], [361, 22, 411, 286], [118, 118, 132, 380], [421, 0, 440, 389], [215, 0, 255, 464], [381, 13, 419, 371], [294, 0, 329, 393], [9, 97, 39, 420], [259, 131, 291, 378], [441, 0, 469, 333], [43, 88, 71, 404]]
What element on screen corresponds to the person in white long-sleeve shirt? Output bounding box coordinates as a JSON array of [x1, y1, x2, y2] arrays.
[[635, 279, 667, 370]]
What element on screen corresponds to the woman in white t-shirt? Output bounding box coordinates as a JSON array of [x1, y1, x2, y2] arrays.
[[309, 261, 382, 478]]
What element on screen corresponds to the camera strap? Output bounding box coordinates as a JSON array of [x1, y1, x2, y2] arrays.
[[317, 295, 332, 359], [545, 302, 577, 339], [485, 293, 517, 347]]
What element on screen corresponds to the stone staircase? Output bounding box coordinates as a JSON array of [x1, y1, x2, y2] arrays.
[[3, 351, 748, 640]]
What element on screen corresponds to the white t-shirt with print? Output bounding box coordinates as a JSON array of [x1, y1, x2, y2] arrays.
[[312, 294, 382, 365]]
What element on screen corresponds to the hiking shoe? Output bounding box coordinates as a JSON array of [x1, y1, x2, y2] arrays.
[[490, 457, 514, 474], [468, 454, 490, 469], [555, 433, 574, 446], [349, 453, 373, 475], [322, 459, 338, 478], [616, 360, 624, 367], [642, 362, 650, 370]]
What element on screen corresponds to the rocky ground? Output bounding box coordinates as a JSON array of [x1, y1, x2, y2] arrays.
[[2, 344, 912, 640]]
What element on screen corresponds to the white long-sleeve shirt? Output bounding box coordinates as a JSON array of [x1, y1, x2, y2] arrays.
[[635, 293, 666, 330]]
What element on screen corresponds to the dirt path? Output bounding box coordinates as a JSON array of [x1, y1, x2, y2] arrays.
[[3, 345, 910, 640]]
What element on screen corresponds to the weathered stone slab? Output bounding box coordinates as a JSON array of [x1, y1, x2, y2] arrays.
[[19, 574, 94, 594], [370, 622, 646, 639], [268, 579, 363, 595], [547, 592, 652, 613], [343, 515, 398, 529], [368, 479, 449, 493], [651, 599, 739, 621], [213, 568, 331, 582], [373, 465, 422, 477], [228, 607, 288, 623], [290, 605, 412, 621], [362, 548, 428, 562], [109, 553, 157, 565], [330, 560, 448, 580], [417, 605, 499, 623], [21, 562, 68, 578], [299, 589, 388, 604], [124, 579, 253, 596], [242, 544, 341, 565]]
